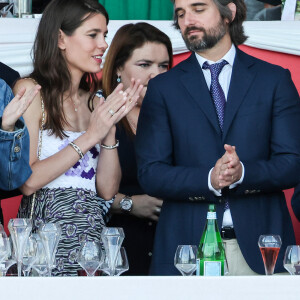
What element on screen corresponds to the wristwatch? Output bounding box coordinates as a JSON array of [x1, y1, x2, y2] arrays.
[[120, 195, 133, 212]]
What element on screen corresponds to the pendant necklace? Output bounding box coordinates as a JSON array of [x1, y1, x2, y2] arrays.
[[69, 98, 78, 112]]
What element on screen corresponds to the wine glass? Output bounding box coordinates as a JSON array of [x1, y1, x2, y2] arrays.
[[22, 235, 38, 276], [101, 227, 124, 276], [115, 247, 129, 276], [283, 245, 300, 275], [174, 245, 197, 276], [258, 234, 281, 275], [8, 218, 32, 277], [0, 237, 16, 276], [0, 225, 9, 263], [101, 247, 129, 276], [38, 223, 61, 276], [31, 234, 49, 277], [77, 241, 103, 276]]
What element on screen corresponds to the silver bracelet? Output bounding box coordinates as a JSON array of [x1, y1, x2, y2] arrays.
[[100, 139, 119, 150], [69, 142, 84, 159]]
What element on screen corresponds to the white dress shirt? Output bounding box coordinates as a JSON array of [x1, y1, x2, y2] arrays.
[[195, 44, 245, 227]]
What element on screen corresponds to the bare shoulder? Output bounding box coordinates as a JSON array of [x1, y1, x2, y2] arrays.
[[14, 78, 42, 124], [13, 78, 37, 92]]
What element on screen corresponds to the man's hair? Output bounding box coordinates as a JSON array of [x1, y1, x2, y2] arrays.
[[172, 0, 247, 46]]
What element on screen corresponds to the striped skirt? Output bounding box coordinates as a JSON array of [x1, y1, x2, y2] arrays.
[[19, 187, 112, 276]]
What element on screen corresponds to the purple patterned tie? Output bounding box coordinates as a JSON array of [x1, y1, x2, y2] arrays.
[[203, 60, 230, 212], [202, 60, 228, 131]]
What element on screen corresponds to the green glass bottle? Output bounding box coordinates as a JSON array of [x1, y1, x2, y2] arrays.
[[196, 204, 225, 276]]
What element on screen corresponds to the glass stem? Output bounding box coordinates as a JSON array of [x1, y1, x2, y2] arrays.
[[17, 262, 22, 277]]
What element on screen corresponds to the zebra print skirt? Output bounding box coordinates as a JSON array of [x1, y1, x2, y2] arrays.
[[19, 187, 112, 276]]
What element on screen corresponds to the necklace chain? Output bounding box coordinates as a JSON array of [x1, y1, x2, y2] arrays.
[[69, 97, 78, 112]]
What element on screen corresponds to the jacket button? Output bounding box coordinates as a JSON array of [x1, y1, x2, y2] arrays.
[[14, 146, 21, 153], [17, 133, 23, 139], [219, 199, 222, 203], [148, 222, 152, 226], [148, 252, 152, 256]]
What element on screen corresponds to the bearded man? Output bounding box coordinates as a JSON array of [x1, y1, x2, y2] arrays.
[[135, 0, 300, 275]]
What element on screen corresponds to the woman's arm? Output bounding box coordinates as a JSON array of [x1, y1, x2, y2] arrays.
[[95, 79, 143, 200], [15, 79, 143, 196], [0, 81, 40, 190]]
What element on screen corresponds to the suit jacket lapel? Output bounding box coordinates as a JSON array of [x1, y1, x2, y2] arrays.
[[179, 53, 221, 135], [222, 49, 256, 141]]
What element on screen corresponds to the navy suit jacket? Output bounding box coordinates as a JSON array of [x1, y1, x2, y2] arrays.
[[135, 48, 300, 275]]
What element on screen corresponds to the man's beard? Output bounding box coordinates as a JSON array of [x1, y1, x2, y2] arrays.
[[182, 19, 227, 52]]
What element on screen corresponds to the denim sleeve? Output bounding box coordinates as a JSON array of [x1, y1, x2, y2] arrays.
[[0, 80, 32, 190]]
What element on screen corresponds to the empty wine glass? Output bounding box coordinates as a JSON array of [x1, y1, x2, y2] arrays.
[[101, 227, 124, 276], [283, 245, 300, 275], [8, 218, 32, 277], [22, 235, 38, 276], [0, 237, 16, 277], [258, 234, 281, 275], [101, 247, 129, 276], [31, 234, 49, 277], [0, 225, 9, 263], [174, 245, 197, 276], [115, 247, 129, 276], [38, 223, 61, 276], [77, 241, 102, 276]]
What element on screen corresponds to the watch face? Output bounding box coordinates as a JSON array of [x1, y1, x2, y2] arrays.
[[120, 197, 132, 211]]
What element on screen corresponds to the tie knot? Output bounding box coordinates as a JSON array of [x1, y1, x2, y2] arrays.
[[202, 60, 228, 78]]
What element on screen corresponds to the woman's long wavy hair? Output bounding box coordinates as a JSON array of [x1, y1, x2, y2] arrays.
[[30, 0, 109, 139], [101, 22, 173, 136], [172, 0, 247, 46]]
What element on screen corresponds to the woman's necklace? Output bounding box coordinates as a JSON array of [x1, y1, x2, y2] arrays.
[[69, 97, 78, 112]]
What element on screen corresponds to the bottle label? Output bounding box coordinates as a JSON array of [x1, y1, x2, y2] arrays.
[[207, 212, 217, 220], [204, 261, 221, 276]]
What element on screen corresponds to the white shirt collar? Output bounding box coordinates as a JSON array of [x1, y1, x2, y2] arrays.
[[195, 44, 236, 68]]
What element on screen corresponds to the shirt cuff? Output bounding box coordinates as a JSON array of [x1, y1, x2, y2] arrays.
[[229, 161, 245, 189], [208, 168, 222, 196], [208, 162, 245, 196]]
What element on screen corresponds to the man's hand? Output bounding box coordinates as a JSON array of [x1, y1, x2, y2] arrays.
[[219, 144, 242, 188], [211, 144, 242, 190], [211, 151, 231, 190]]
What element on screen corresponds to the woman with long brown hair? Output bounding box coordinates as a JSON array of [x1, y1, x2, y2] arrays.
[[102, 22, 173, 275], [13, 0, 142, 276]]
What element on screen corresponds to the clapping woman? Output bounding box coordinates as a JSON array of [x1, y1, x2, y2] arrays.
[[102, 22, 173, 275], [13, 0, 142, 276]]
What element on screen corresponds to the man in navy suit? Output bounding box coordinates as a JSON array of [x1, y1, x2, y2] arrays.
[[136, 0, 300, 275]]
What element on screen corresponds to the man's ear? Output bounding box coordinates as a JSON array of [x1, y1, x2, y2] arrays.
[[226, 2, 237, 23], [58, 29, 66, 50]]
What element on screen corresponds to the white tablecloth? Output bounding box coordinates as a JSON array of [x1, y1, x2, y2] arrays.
[[0, 275, 299, 300], [0, 19, 299, 76]]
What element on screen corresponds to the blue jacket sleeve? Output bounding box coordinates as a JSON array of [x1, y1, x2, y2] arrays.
[[0, 79, 32, 190]]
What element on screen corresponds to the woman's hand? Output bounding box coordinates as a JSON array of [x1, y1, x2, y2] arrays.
[[85, 79, 143, 145], [131, 195, 163, 222], [1, 84, 41, 131]]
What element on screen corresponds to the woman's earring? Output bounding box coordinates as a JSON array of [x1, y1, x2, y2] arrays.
[[117, 75, 121, 83]]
